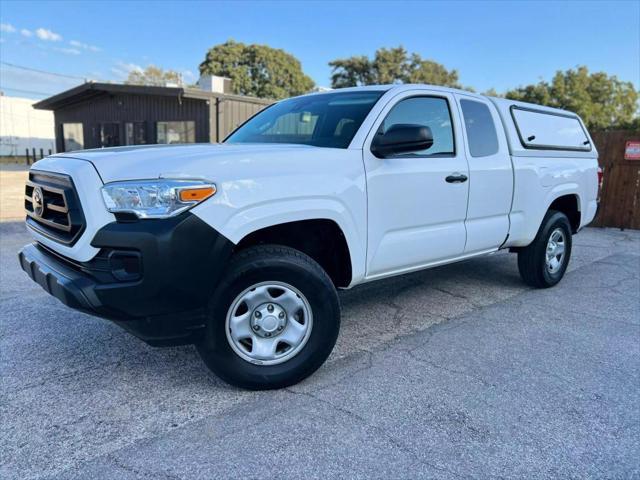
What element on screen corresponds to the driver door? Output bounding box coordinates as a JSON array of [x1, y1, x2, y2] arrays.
[[362, 90, 470, 279]]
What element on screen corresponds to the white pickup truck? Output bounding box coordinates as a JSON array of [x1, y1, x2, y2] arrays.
[[19, 84, 599, 389]]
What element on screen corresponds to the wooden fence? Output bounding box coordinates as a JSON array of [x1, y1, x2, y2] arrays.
[[590, 130, 640, 230]]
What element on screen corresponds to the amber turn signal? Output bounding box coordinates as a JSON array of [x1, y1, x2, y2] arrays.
[[179, 186, 216, 202]]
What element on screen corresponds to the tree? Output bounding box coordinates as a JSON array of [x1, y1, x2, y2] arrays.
[[506, 66, 639, 130], [126, 65, 183, 87], [482, 88, 501, 98], [329, 46, 464, 89], [199, 40, 314, 99]]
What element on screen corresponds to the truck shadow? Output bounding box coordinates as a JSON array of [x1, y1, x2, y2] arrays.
[[339, 251, 523, 310], [135, 250, 525, 387]]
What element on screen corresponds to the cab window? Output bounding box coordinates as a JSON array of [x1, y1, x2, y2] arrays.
[[460, 99, 499, 157], [380, 96, 455, 157]]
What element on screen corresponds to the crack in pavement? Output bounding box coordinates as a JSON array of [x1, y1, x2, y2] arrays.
[[283, 387, 472, 480], [387, 281, 424, 327], [295, 349, 375, 394], [104, 453, 183, 480], [404, 350, 498, 389], [428, 285, 487, 309]]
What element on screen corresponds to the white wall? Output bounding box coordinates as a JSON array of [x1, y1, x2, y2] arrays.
[[0, 95, 55, 156]]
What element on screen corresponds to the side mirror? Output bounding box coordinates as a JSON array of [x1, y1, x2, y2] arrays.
[[371, 124, 434, 158]]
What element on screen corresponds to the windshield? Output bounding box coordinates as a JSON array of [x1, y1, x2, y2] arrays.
[[225, 90, 386, 149]]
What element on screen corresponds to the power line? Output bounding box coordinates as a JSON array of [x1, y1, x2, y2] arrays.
[[0, 61, 87, 81], [0, 86, 55, 97]]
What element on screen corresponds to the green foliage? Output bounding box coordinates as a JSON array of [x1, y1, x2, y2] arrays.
[[196, 41, 636, 130], [199, 40, 314, 99], [327, 55, 375, 88], [482, 88, 501, 98], [623, 116, 640, 130], [329, 46, 464, 89], [506, 66, 639, 130], [125, 65, 183, 87]]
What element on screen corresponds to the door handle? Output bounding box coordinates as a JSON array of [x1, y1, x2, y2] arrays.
[[445, 173, 468, 183]]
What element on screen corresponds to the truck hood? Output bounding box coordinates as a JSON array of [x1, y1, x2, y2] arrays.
[[51, 143, 326, 184]]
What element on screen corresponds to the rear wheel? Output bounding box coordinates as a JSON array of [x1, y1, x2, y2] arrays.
[[517, 210, 572, 288], [197, 245, 340, 390]]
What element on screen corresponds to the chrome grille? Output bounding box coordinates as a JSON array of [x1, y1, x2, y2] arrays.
[[24, 171, 85, 245]]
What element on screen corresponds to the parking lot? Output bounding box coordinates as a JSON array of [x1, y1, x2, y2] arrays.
[[1, 219, 639, 479]]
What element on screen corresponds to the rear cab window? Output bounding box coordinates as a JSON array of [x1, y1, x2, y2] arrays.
[[511, 107, 591, 151], [460, 99, 499, 157]]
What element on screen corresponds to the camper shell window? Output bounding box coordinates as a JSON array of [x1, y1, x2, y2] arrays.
[[510, 106, 591, 152]]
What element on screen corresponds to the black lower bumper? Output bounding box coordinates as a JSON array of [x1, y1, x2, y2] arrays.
[[18, 212, 234, 346], [19, 242, 102, 315]]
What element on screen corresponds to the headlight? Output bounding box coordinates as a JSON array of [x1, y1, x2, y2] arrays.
[[101, 180, 216, 219]]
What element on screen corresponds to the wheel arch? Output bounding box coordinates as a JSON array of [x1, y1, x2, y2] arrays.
[[234, 218, 354, 288], [547, 193, 581, 233], [192, 196, 366, 286], [507, 187, 583, 249]]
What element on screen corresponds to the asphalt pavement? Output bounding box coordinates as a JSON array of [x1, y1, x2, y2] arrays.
[[1, 222, 638, 479]]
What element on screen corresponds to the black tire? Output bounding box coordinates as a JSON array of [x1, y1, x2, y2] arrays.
[[197, 245, 340, 390], [517, 210, 572, 288]]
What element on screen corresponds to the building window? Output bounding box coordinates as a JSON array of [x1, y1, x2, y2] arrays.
[[156, 121, 195, 144], [125, 122, 147, 145], [100, 123, 121, 147], [62, 123, 84, 151]]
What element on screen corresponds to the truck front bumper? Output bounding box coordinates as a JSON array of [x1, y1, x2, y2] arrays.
[[18, 212, 234, 346]]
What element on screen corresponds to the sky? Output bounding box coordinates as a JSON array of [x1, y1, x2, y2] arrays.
[[0, 0, 638, 100]]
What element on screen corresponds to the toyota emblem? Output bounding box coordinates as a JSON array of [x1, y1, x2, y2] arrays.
[[32, 186, 44, 217]]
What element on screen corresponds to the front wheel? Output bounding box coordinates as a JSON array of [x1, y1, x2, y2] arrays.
[[197, 245, 340, 390], [517, 210, 573, 288]]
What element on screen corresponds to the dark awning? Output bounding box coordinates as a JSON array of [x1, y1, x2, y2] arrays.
[[33, 82, 271, 110]]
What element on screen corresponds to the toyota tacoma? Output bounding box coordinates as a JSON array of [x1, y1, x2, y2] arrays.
[[19, 85, 599, 389]]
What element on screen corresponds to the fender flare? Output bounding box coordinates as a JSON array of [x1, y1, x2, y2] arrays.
[[543, 185, 582, 215], [192, 196, 366, 283], [507, 186, 583, 248]]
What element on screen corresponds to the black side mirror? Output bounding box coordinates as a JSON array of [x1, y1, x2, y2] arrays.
[[371, 124, 434, 158]]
